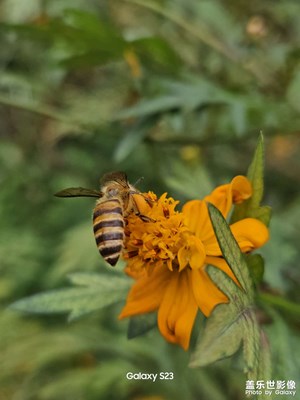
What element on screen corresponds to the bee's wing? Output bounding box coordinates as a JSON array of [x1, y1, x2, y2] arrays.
[[101, 171, 128, 187], [54, 187, 102, 198]]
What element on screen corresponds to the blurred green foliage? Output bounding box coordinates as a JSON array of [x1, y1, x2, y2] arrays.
[[0, 0, 299, 399]]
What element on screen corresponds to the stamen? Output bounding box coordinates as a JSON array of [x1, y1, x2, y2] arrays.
[[126, 250, 139, 258], [163, 207, 170, 218], [132, 239, 143, 246]]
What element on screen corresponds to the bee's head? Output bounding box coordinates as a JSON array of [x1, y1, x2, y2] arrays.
[[100, 171, 129, 199]]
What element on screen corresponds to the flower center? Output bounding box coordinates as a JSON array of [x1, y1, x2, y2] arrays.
[[123, 192, 206, 273]]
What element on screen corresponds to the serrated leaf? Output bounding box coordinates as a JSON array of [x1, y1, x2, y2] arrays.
[[242, 308, 260, 372], [189, 302, 243, 367], [207, 265, 249, 309], [127, 312, 157, 339], [68, 272, 127, 288], [190, 267, 246, 367], [243, 315, 272, 400], [190, 206, 261, 371], [208, 203, 254, 295], [10, 274, 131, 321], [248, 330, 272, 397], [190, 268, 260, 372], [207, 204, 259, 368]]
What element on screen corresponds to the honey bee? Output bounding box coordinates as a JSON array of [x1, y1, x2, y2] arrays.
[[55, 171, 150, 266]]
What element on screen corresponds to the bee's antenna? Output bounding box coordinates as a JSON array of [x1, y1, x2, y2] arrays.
[[134, 176, 144, 187]]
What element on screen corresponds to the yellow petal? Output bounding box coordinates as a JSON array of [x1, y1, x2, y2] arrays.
[[204, 175, 251, 217], [204, 216, 269, 257], [202, 235, 222, 256], [158, 270, 198, 350], [230, 218, 269, 251], [231, 175, 252, 204], [182, 200, 214, 241], [177, 236, 206, 271], [177, 246, 189, 271], [119, 266, 170, 318], [191, 267, 228, 317], [189, 237, 206, 270]]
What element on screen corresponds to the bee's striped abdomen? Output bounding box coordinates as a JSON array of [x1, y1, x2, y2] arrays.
[[93, 199, 124, 266]]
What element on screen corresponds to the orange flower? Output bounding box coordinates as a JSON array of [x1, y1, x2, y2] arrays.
[[119, 176, 269, 350]]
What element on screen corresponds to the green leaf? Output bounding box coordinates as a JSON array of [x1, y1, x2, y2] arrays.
[[189, 302, 243, 367], [190, 205, 260, 372], [246, 254, 265, 285], [247, 330, 272, 400], [62, 9, 125, 49], [242, 309, 261, 373], [67, 272, 126, 287], [247, 133, 264, 207], [208, 203, 253, 295], [231, 134, 271, 225], [113, 115, 160, 162], [190, 267, 260, 371], [59, 51, 120, 69], [206, 265, 247, 308], [162, 78, 228, 111], [113, 77, 229, 122], [248, 205, 272, 226], [208, 204, 261, 370], [257, 330, 272, 380], [132, 36, 181, 72], [127, 312, 157, 339], [10, 274, 131, 321], [114, 96, 181, 120]]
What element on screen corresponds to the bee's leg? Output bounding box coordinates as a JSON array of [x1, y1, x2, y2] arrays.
[[136, 212, 155, 223], [130, 197, 156, 222]]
